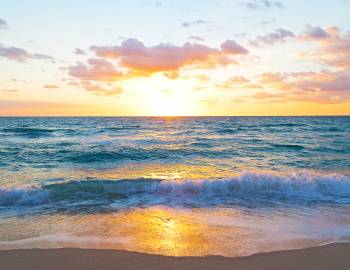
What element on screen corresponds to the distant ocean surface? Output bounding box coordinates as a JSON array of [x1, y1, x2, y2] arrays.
[[1, 116, 350, 257]]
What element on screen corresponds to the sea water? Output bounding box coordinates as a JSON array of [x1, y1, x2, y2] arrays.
[[0, 116, 349, 256]]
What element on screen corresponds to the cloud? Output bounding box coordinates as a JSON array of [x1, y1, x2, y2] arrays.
[[221, 40, 249, 54], [0, 44, 54, 62], [43, 84, 60, 89], [181, 20, 206, 28], [240, 0, 283, 10], [67, 81, 80, 86], [181, 20, 207, 28], [290, 71, 350, 96], [74, 48, 86, 55], [248, 25, 350, 71], [216, 76, 251, 89], [67, 58, 125, 96], [251, 28, 295, 46], [299, 24, 331, 40], [0, 18, 8, 30], [188, 35, 205, 42], [250, 70, 350, 103], [251, 91, 284, 99], [90, 38, 248, 75], [297, 25, 350, 68], [259, 18, 277, 26], [1, 89, 19, 94], [69, 38, 248, 96], [68, 58, 125, 81], [195, 74, 211, 82], [81, 81, 123, 96]]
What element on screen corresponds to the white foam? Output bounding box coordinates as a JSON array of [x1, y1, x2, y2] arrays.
[[0, 186, 49, 206], [1, 171, 350, 207], [143, 171, 350, 200]]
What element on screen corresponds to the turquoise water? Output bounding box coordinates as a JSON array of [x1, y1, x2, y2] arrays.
[[0, 117, 350, 256]]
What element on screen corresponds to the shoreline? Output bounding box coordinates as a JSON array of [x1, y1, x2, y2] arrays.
[[1, 243, 349, 270]]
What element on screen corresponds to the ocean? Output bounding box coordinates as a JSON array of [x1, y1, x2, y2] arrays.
[[0, 116, 350, 256]]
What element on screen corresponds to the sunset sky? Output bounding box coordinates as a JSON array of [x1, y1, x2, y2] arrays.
[[1, 0, 350, 116]]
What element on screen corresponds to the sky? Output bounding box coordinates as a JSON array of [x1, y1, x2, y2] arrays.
[[1, 0, 350, 116]]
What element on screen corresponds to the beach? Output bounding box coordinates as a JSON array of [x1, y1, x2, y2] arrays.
[[2, 0, 350, 268], [1, 243, 349, 270]]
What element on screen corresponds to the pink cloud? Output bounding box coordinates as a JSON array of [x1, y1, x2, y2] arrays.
[[220, 40, 249, 54], [297, 25, 350, 68], [250, 70, 350, 103], [68, 58, 124, 81], [67, 58, 125, 95]]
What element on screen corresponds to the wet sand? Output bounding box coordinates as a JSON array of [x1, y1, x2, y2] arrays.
[[0, 243, 349, 270]]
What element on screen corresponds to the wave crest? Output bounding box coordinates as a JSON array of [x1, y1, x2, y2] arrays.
[[1, 172, 350, 207]]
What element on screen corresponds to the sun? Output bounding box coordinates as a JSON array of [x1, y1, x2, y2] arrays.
[[146, 90, 192, 116]]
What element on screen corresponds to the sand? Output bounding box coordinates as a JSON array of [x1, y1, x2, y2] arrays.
[[0, 243, 349, 270]]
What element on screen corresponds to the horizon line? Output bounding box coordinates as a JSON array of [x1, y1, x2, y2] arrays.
[[0, 115, 350, 118]]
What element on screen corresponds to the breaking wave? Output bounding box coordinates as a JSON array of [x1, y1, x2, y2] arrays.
[[1, 172, 350, 208]]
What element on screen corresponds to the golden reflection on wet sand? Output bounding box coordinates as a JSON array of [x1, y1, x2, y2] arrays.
[[0, 207, 244, 256], [112, 208, 212, 256], [88, 207, 249, 256]]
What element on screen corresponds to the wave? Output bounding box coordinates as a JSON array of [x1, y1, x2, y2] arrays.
[[102, 125, 141, 132], [1, 127, 55, 138], [270, 143, 306, 150], [1, 127, 84, 138], [62, 147, 224, 163], [63, 148, 168, 163], [313, 126, 344, 132], [261, 123, 302, 127], [1, 172, 350, 208], [215, 128, 239, 134]]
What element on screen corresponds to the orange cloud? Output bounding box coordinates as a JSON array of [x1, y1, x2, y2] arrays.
[[90, 38, 248, 74], [81, 81, 123, 96], [68, 38, 248, 96], [215, 76, 252, 89]]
